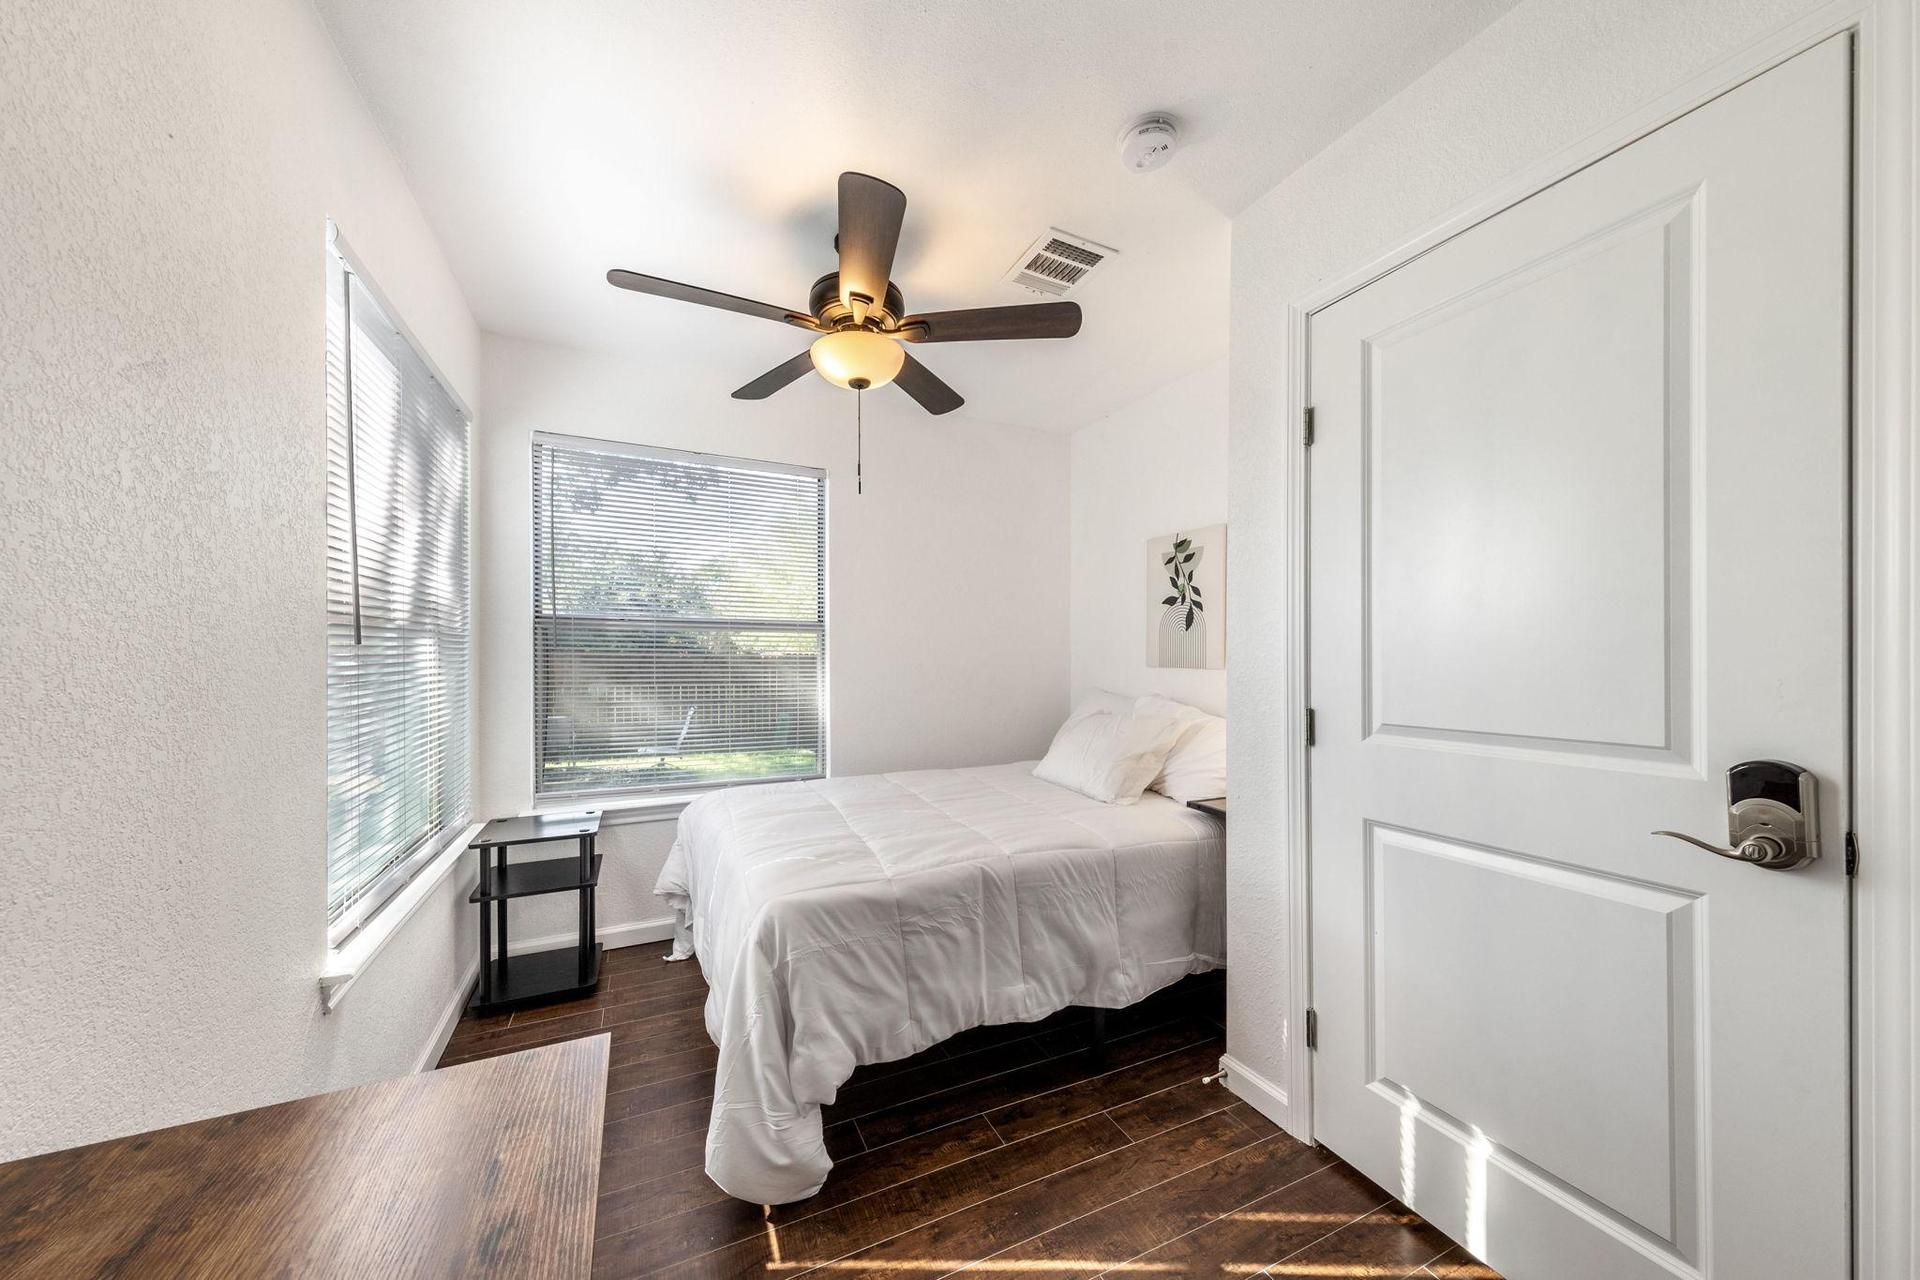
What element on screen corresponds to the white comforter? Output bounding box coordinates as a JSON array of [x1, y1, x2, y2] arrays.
[[655, 762, 1226, 1204]]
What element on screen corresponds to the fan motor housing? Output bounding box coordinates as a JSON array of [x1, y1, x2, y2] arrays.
[[810, 272, 905, 330]]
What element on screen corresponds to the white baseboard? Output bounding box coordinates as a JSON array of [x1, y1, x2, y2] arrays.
[[1217, 1052, 1294, 1134], [416, 955, 480, 1073], [415, 915, 679, 1073], [506, 915, 677, 958]]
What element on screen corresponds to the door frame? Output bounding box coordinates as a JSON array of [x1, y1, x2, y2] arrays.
[[1252, 2, 1916, 1273]]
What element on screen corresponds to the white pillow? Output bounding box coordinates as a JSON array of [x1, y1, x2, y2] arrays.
[[1138, 694, 1228, 802], [1033, 706, 1187, 804], [1065, 688, 1136, 724]]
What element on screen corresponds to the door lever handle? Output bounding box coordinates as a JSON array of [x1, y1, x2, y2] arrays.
[[1652, 829, 1793, 867], [1652, 760, 1821, 871]]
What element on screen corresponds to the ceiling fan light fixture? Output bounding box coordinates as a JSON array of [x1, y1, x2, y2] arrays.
[[810, 329, 905, 391], [610, 171, 1081, 414]]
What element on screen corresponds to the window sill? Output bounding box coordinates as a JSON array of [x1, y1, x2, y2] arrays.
[[318, 820, 483, 1013], [529, 774, 825, 827], [528, 793, 696, 826]]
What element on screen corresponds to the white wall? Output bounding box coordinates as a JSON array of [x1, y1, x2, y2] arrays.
[[0, 0, 481, 1159], [1069, 362, 1228, 716], [474, 334, 1071, 936], [1225, 0, 1849, 1125]]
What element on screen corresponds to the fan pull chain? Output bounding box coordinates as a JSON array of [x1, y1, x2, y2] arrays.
[[856, 387, 864, 495]]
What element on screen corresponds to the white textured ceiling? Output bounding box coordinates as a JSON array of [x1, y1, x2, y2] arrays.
[[315, 0, 1518, 431]]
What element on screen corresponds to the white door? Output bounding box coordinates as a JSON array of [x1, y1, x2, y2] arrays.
[[1306, 37, 1851, 1280]]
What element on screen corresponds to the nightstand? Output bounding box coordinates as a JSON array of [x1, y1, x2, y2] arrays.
[[467, 811, 603, 1015]]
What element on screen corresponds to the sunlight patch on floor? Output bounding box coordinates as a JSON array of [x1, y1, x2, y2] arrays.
[[1222, 1209, 1421, 1226], [1250, 1264, 1439, 1277], [760, 1261, 1180, 1272]]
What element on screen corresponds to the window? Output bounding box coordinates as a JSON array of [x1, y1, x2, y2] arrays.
[[532, 434, 826, 798], [325, 239, 471, 944]]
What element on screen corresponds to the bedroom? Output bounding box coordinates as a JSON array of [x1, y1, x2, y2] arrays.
[[1, 2, 1915, 1278]]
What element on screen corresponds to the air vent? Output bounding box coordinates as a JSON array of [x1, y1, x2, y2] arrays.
[[1004, 228, 1117, 297]]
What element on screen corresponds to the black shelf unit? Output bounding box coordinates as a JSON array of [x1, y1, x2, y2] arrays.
[[466, 811, 603, 1016], [470, 854, 604, 901], [1186, 796, 1226, 823], [475, 942, 603, 1009]]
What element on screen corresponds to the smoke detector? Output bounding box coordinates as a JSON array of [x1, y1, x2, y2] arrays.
[[1119, 114, 1179, 173], [1003, 228, 1118, 297]]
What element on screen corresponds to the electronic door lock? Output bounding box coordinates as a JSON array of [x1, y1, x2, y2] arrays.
[[1653, 760, 1820, 871]]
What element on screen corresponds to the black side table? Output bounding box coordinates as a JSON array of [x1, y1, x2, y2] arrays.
[[467, 811, 603, 1015], [1187, 796, 1227, 823]]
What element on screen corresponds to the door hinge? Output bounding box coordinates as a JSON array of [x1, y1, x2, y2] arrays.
[[1305, 1007, 1318, 1050], [1304, 708, 1316, 747], [1302, 405, 1316, 447], [1845, 831, 1858, 876]]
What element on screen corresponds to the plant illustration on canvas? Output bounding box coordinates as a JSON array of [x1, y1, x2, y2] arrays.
[[1161, 535, 1203, 633], [1146, 524, 1225, 670]]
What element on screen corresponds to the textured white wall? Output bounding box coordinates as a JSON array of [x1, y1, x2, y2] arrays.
[[475, 334, 1072, 934], [1226, 0, 1838, 1118], [0, 0, 481, 1159], [1069, 362, 1228, 717]]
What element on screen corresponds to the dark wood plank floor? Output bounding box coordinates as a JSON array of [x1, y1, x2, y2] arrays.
[[438, 942, 1502, 1279]]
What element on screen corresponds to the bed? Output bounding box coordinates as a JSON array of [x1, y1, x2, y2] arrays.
[[656, 759, 1226, 1204]]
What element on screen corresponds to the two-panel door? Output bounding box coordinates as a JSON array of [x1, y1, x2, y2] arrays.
[[1307, 36, 1851, 1280]]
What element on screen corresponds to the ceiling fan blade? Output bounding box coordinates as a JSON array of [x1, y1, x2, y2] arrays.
[[837, 172, 907, 315], [893, 352, 964, 415], [607, 269, 818, 330], [731, 351, 816, 400], [898, 301, 1081, 343]]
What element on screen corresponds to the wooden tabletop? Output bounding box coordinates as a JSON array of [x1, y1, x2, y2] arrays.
[[0, 1035, 609, 1278]]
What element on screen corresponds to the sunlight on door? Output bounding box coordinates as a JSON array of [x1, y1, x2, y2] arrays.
[[1464, 1125, 1494, 1260], [1398, 1092, 1421, 1209]]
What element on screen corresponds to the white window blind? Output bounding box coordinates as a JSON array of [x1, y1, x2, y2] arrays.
[[532, 434, 826, 798], [326, 242, 471, 944]]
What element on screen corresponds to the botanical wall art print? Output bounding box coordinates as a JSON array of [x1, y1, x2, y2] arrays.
[[1146, 524, 1226, 669]]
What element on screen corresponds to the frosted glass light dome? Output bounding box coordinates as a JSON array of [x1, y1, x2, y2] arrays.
[[809, 329, 905, 390]]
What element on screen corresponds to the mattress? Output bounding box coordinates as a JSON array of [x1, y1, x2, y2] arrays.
[[654, 761, 1226, 1204]]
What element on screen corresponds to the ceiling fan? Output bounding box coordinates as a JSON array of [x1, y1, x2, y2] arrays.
[[606, 172, 1082, 416]]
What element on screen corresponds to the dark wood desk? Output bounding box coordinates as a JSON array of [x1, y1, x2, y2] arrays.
[[0, 1036, 609, 1278]]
